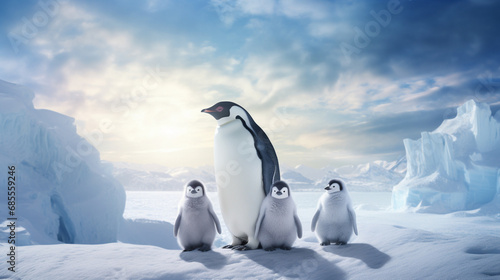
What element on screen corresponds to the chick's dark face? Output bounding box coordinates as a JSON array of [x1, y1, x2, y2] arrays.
[[325, 179, 343, 193], [271, 181, 290, 199], [185, 180, 204, 198]]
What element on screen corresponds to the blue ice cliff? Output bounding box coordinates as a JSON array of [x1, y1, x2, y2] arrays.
[[392, 99, 500, 214], [0, 80, 125, 244]]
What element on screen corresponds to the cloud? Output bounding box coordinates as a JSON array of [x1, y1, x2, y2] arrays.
[[210, 0, 333, 26], [237, 0, 276, 15], [347, 1, 500, 78], [278, 105, 453, 167], [278, 0, 332, 20], [1, 0, 500, 168], [210, 0, 240, 26]]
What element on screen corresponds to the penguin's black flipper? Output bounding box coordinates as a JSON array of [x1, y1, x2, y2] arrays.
[[236, 114, 280, 196], [254, 126, 280, 196]]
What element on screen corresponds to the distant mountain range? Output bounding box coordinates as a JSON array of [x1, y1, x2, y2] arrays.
[[111, 157, 406, 192]]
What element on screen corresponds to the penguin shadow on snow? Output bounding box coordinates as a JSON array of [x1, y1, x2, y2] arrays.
[[243, 248, 347, 280], [322, 243, 391, 269], [179, 250, 228, 270]]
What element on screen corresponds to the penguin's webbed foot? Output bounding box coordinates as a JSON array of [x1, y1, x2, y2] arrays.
[[222, 244, 234, 249], [335, 242, 346, 245], [232, 245, 250, 251], [320, 242, 331, 246], [280, 246, 292, 250], [264, 247, 276, 251], [182, 248, 195, 252], [198, 244, 212, 252]]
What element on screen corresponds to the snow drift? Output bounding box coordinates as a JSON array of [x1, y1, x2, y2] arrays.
[[392, 99, 500, 213], [0, 80, 125, 244]]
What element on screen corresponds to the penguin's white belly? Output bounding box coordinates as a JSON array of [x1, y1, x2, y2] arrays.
[[178, 207, 215, 247], [258, 201, 297, 248], [214, 120, 264, 238], [317, 201, 353, 241]]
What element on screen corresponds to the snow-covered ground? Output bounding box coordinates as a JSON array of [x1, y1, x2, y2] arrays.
[[2, 191, 499, 280]]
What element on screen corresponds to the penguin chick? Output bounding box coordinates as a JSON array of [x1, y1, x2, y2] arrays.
[[174, 180, 221, 252], [311, 179, 358, 246], [255, 181, 302, 251]]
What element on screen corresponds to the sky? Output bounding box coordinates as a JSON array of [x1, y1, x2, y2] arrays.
[[1, 0, 500, 169]]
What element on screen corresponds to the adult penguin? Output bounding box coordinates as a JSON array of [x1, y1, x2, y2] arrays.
[[202, 101, 280, 250]]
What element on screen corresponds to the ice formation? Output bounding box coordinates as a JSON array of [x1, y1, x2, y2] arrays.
[[0, 80, 125, 244], [392, 99, 500, 213]]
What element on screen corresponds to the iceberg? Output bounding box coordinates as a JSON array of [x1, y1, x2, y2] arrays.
[[392, 99, 500, 213], [0, 80, 125, 244]]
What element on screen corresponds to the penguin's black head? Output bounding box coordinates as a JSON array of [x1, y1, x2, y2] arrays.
[[202, 101, 252, 127], [185, 180, 204, 198], [201, 101, 239, 120], [325, 179, 343, 194], [271, 180, 290, 199]]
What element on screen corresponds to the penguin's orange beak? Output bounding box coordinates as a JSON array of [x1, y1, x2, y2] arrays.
[[201, 108, 214, 113]]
